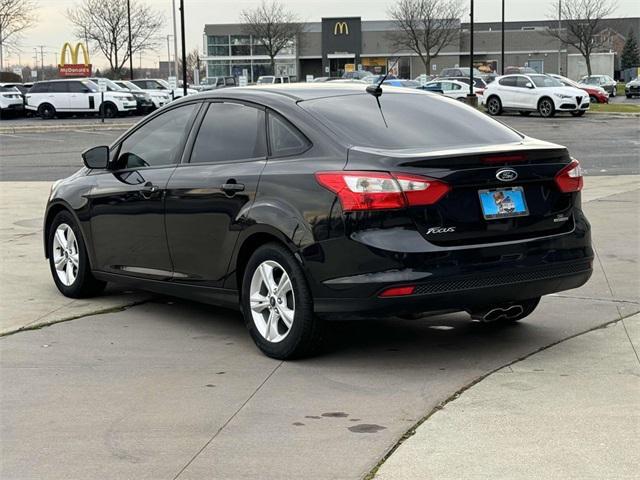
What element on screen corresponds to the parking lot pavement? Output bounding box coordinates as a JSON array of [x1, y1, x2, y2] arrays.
[[374, 314, 640, 480], [1, 114, 638, 182], [1, 180, 637, 479]]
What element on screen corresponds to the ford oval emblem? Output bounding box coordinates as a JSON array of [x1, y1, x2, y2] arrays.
[[496, 168, 518, 182]]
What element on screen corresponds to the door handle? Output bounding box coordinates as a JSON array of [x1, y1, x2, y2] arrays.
[[221, 182, 245, 194], [140, 181, 159, 199]]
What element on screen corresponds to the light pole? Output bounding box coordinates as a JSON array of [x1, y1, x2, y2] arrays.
[[127, 0, 134, 80], [179, 0, 187, 96], [166, 35, 173, 77], [467, 0, 476, 105], [501, 0, 505, 75], [172, 0, 179, 86], [558, 0, 562, 74]]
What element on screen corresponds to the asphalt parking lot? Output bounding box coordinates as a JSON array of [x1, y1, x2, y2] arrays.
[[1, 112, 639, 479], [1, 113, 638, 181]]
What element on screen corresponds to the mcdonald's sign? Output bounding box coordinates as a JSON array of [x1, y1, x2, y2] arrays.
[[58, 42, 92, 77], [334, 21, 349, 35]]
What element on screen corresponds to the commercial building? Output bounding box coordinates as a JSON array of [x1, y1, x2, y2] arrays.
[[202, 17, 639, 82]]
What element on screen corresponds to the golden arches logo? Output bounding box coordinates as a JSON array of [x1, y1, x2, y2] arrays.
[[334, 22, 349, 35], [60, 42, 90, 66]]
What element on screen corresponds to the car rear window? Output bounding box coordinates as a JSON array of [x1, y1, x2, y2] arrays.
[[300, 92, 522, 150]]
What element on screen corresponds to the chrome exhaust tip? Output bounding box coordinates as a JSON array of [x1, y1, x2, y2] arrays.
[[471, 304, 524, 322]]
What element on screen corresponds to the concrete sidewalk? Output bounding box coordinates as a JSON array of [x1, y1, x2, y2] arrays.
[[374, 314, 640, 480]]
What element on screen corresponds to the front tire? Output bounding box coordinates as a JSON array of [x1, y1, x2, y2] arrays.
[[48, 211, 106, 298], [537, 97, 555, 118], [101, 102, 118, 118], [241, 243, 323, 359], [38, 103, 56, 119], [486, 96, 502, 116]]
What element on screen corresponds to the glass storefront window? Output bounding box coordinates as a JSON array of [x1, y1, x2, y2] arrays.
[[252, 44, 269, 56], [231, 45, 251, 56], [207, 60, 230, 77], [208, 45, 229, 56], [208, 35, 229, 45], [231, 35, 250, 45]]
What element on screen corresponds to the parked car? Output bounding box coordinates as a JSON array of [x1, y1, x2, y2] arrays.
[[547, 73, 609, 103], [437, 76, 488, 95], [439, 67, 483, 78], [418, 79, 480, 100], [504, 66, 538, 75], [342, 70, 373, 80], [257, 76, 290, 84], [579, 75, 617, 97], [483, 74, 590, 118], [624, 77, 640, 98], [131, 78, 197, 99], [25, 79, 137, 118], [382, 79, 420, 88], [44, 84, 592, 359], [311, 77, 342, 82], [114, 80, 170, 110], [199, 76, 236, 91], [0, 84, 24, 118], [88, 77, 155, 114]]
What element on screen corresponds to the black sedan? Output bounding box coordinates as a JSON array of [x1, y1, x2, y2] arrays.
[[44, 84, 593, 359]]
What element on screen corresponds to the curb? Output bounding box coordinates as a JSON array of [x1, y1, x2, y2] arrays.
[[0, 122, 136, 134]]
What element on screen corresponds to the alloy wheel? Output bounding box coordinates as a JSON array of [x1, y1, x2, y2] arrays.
[[52, 223, 79, 286], [487, 98, 500, 115], [539, 99, 553, 117], [249, 260, 295, 343]]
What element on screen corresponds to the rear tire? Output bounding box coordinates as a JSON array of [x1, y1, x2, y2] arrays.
[[537, 97, 555, 118], [241, 242, 323, 359], [486, 96, 502, 116], [48, 211, 106, 298], [38, 103, 56, 119]]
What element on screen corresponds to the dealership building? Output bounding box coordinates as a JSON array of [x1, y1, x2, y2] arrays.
[[202, 16, 639, 81]]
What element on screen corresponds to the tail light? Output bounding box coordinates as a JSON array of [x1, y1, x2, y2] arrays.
[[555, 159, 583, 193], [315, 171, 450, 212]]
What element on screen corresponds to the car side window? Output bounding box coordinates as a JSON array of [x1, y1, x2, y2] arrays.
[[30, 83, 49, 93], [499, 77, 517, 87], [117, 104, 198, 169], [268, 112, 310, 157], [451, 82, 462, 90], [67, 81, 86, 93], [515, 76, 530, 88], [49, 82, 69, 93], [189, 102, 267, 164]]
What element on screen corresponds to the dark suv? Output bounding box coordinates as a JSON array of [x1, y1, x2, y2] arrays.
[[44, 85, 592, 359]]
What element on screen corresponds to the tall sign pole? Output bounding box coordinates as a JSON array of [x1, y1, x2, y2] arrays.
[[501, 0, 505, 75], [179, 0, 187, 96], [127, 0, 134, 80], [558, 0, 562, 74]]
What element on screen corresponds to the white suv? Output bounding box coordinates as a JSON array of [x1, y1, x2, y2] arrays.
[[131, 78, 197, 99], [0, 84, 24, 118], [25, 79, 137, 118], [483, 74, 589, 118]]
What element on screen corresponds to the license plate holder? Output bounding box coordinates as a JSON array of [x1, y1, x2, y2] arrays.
[[478, 187, 529, 220]]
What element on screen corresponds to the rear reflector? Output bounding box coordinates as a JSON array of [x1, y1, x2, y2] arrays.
[[379, 285, 416, 297], [555, 159, 583, 193], [315, 171, 450, 212]]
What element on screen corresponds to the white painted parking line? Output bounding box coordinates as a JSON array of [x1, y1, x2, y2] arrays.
[[70, 129, 116, 136]]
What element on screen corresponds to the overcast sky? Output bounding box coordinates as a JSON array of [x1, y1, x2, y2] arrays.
[[5, 0, 640, 70]]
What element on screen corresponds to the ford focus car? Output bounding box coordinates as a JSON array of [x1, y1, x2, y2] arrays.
[[43, 84, 592, 359]]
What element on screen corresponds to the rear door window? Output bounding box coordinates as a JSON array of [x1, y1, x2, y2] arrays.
[[300, 92, 522, 150], [499, 77, 517, 87], [189, 102, 267, 164]]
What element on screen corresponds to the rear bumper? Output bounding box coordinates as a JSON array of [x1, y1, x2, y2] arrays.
[[314, 260, 592, 317], [307, 211, 592, 317]]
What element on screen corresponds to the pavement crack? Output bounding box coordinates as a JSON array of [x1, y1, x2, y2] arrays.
[[621, 317, 640, 366], [172, 360, 284, 480]]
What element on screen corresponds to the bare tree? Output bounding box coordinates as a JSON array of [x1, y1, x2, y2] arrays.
[[67, 0, 163, 77], [240, 0, 304, 74], [0, 0, 38, 67], [178, 48, 205, 84], [546, 0, 617, 76], [387, 0, 463, 74]]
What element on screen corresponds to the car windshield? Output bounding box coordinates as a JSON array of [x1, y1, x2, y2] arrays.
[[92, 78, 124, 91], [530, 75, 563, 88], [0, 86, 19, 92], [122, 81, 142, 91], [156, 79, 171, 89], [81, 80, 99, 92], [301, 92, 522, 150], [581, 77, 600, 85]]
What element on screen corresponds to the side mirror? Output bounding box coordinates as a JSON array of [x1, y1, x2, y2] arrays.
[[82, 145, 109, 169], [525, 82, 534, 89]]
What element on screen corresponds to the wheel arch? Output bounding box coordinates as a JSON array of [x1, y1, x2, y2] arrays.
[[43, 201, 93, 268]]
